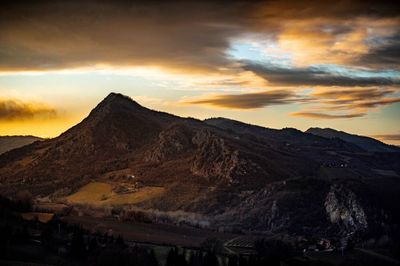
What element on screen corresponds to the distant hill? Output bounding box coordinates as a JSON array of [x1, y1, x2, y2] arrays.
[[306, 127, 400, 153], [0, 136, 43, 155], [0, 93, 399, 239]]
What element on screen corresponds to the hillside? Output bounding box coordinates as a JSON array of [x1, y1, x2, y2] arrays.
[[306, 127, 400, 153], [0, 93, 399, 239], [0, 135, 43, 155]]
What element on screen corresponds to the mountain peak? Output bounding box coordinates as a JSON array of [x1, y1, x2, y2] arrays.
[[102, 92, 140, 105], [91, 92, 145, 115]]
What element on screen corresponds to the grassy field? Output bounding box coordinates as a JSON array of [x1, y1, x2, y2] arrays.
[[66, 182, 165, 206], [21, 212, 54, 223]]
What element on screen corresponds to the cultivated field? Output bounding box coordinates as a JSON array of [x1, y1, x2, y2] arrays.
[[66, 182, 165, 206]]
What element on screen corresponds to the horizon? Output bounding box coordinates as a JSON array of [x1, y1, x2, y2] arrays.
[[2, 91, 398, 147], [0, 1, 399, 145]]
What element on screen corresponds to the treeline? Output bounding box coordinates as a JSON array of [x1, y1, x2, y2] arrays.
[[42, 220, 161, 266]]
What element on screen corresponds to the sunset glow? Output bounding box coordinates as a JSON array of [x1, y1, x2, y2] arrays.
[[0, 0, 399, 144]]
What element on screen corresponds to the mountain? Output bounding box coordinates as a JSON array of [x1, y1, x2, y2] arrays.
[[0, 135, 43, 155], [1, 93, 399, 239], [306, 127, 400, 153]]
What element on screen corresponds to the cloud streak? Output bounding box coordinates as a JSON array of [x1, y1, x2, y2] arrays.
[[242, 62, 400, 87], [187, 90, 307, 109], [0, 98, 57, 121], [291, 112, 364, 119], [372, 133, 400, 143]]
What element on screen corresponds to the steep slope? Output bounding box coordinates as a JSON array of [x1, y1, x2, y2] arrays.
[[0, 135, 43, 155], [0, 93, 399, 239], [306, 127, 400, 153]]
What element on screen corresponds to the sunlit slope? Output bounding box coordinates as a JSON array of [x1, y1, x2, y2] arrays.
[[66, 182, 165, 206]]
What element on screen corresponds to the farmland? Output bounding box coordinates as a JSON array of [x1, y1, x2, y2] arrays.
[[21, 212, 54, 223], [66, 182, 165, 206]]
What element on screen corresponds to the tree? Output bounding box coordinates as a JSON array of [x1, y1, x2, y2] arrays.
[[200, 237, 224, 253], [254, 238, 295, 266], [346, 238, 354, 251], [166, 247, 179, 266], [228, 255, 238, 266], [15, 190, 33, 211], [116, 234, 126, 248], [189, 251, 203, 266], [147, 249, 159, 266], [203, 251, 218, 266], [71, 229, 86, 259]]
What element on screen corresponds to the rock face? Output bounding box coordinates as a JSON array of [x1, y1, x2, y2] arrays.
[[145, 124, 193, 163], [325, 184, 368, 232], [0, 93, 399, 238], [191, 129, 244, 183]]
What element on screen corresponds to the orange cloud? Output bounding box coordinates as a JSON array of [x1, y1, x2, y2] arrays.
[[185, 90, 309, 109], [291, 112, 364, 119], [0, 98, 57, 121], [0, 1, 399, 74]]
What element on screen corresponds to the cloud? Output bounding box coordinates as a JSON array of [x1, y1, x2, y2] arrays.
[[356, 33, 400, 68], [0, 98, 57, 121], [351, 98, 400, 108], [242, 62, 400, 87], [0, 1, 399, 74], [186, 86, 400, 118], [313, 87, 396, 100], [0, 1, 251, 73], [291, 112, 364, 119], [291, 87, 400, 119], [311, 87, 400, 110], [186, 90, 307, 109], [372, 134, 400, 141]]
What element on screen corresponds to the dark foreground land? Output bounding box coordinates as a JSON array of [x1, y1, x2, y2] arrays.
[[63, 215, 236, 248], [2, 195, 400, 266]]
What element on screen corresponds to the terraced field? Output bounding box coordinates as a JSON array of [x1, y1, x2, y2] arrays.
[[66, 182, 165, 206]]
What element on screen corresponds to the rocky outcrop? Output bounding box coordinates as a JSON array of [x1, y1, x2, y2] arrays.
[[145, 124, 193, 162], [325, 184, 368, 233], [190, 129, 248, 183]]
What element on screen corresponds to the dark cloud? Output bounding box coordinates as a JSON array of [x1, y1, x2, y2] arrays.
[[188, 87, 400, 113], [242, 62, 400, 87], [0, 0, 399, 72], [0, 1, 253, 72], [0, 99, 57, 121], [188, 90, 307, 109], [291, 112, 364, 119], [356, 33, 400, 69], [255, 0, 400, 20]]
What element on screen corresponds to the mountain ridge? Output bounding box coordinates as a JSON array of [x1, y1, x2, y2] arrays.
[[306, 127, 400, 153], [0, 92, 399, 238], [0, 135, 43, 155]]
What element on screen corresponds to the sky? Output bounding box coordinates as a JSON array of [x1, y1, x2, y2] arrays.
[[0, 0, 399, 145]]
